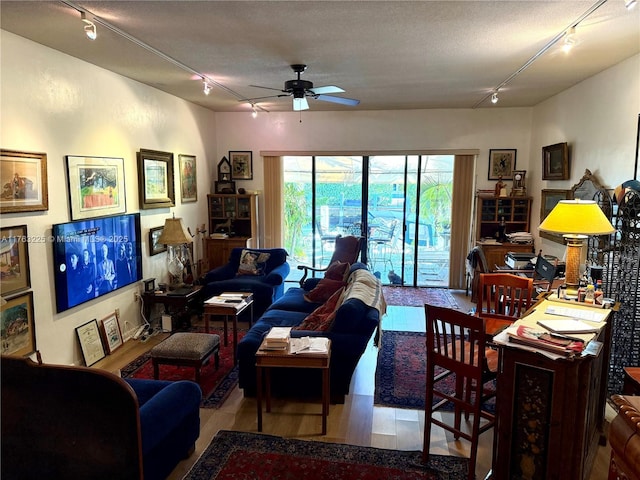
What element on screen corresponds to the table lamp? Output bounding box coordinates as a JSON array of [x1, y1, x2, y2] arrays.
[[157, 216, 193, 287], [538, 199, 615, 292]]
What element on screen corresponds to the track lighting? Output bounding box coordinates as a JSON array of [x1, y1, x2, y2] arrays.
[[562, 27, 576, 53], [251, 106, 258, 118], [491, 92, 499, 104], [625, 0, 637, 10], [203, 80, 211, 96], [81, 12, 96, 40]]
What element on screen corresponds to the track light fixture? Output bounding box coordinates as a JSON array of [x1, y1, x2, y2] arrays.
[[203, 79, 211, 96], [81, 12, 96, 40], [491, 92, 499, 104], [251, 106, 258, 118], [625, 0, 637, 10], [562, 27, 576, 53]]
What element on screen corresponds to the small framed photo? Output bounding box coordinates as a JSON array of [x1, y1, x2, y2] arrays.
[[1, 291, 36, 357], [137, 149, 175, 209], [0, 224, 31, 296], [215, 180, 236, 194], [75, 319, 106, 366], [488, 149, 517, 180], [1, 149, 48, 213], [100, 312, 123, 354], [149, 226, 167, 256], [229, 151, 253, 180], [143, 278, 156, 293], [542, 142, 570, 180], [65, 155, 126, 220], [178, 154, 197, 203]]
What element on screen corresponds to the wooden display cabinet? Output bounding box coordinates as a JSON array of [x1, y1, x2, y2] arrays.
[[475, 195, 534, 269], [204, 193, 259, 270]]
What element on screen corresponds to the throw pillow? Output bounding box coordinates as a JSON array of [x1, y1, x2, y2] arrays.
[[304, 278, 346, 303], [324, 261, 350, 281], [294, 287, 345, 331], [237, 249, 271, 276]]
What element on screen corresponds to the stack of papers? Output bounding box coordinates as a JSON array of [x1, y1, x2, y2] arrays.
[[536, 318, 599, 334], [506, 232, 533, 244], [263, 327, 291, 350], [507, 325, 584, 357], [290, 337, 330, 355]]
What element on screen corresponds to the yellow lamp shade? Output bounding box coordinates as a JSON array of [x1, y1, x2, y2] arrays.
[[538, 200, 615, 236], [157, 217, 193, 245]]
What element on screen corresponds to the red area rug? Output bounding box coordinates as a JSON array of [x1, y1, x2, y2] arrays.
[[121, 328, 241, 409], [374, 330, 495, 412], [382, 286, 459, 308], [185, 430, 469, 479]]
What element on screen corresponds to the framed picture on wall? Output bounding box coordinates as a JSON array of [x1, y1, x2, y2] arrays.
[[0, 225, 31, 296], [488, 149, 517, 180], [1, 291, 36, 357], [540, 189, 571, 243], [149, 226, 166, 256], [542, 142, 570, 180], [229, 151, 253, 180], [178, 154, 197, 203], [137, 149, 175, 209], [0, 149, 48, 213], [66, 155, 126, 220]]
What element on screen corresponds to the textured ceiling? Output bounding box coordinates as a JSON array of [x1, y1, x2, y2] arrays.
[[1, 1, 638, 113]]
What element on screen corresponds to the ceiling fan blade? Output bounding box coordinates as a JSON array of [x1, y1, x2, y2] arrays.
[[308, 85, 345, 95], [315, 94, 360, 106], [249, 84, 286, 93], [293, 97, 309, 111]]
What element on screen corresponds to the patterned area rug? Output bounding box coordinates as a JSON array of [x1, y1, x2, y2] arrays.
[[121, 328, 241, 409], [382, 287, 459, 308], [374, 330, 495, 412], [185, 430, 469, 479]]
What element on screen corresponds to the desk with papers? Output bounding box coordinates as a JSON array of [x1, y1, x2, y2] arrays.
[[491, 296, 616, 480]]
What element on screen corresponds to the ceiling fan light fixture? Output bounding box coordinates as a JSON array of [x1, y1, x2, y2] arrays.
[[81, 12, 97, 40]]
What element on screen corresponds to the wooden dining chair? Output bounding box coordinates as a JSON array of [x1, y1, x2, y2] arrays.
[[423, 304, 497, 480], [476, 272, 534, 335]]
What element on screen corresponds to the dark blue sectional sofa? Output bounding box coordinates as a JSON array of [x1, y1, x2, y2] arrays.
[[237, 263, 383, 403]]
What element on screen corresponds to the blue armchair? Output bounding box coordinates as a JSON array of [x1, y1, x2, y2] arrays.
[[200, 247, 290, 318]]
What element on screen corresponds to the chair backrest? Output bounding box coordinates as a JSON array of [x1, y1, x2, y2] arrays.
[[425, 304, 487, 386], [329, 235, 363, 265], [477, 273, 534, 320]]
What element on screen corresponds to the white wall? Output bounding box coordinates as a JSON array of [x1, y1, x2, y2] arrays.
[[1, 31, 217, 365], [530, 54, 640, 259]]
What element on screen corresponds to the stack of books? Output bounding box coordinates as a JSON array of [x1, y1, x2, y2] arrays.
[[262, 326, 291, 350]]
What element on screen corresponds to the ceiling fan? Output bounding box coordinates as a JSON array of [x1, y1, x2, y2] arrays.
[[245, 64, 360, 111]]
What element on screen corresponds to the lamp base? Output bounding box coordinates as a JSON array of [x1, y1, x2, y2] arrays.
[[564, 235, 587, 290]]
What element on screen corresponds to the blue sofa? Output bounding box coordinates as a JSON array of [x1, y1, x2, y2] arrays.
[[200, 247, 290, 318], [1, 356, 201, 480], [237, 263, 383, 403]]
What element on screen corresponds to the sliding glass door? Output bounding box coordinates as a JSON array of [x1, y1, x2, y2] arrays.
[[283, 155, 453, 287]]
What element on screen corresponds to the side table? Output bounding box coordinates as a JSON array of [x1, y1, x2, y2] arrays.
[[203, 293, 253, 364], [255, 338, 331, 435], [141, 285, 202, 329]]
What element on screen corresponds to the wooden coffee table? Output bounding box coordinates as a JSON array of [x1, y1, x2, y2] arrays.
[[203, 292, 253, 364], [255, 337, 331, 435]]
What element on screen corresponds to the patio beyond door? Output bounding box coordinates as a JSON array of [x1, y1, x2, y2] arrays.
[[283, 155, 453, 287]]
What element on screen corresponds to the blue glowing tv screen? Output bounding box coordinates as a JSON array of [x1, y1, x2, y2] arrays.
[[52, 213, 142, 312]]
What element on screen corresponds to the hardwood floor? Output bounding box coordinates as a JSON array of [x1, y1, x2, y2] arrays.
[[101, 289, 612, 479]]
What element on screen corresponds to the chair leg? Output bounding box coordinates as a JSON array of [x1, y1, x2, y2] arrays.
[[422, 377, 435, 464]]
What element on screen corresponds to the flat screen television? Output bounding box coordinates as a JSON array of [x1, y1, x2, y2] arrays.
[[52, 213, 142, 312]]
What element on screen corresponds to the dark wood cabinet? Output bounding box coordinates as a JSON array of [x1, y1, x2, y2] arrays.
[[202, 236, 251, 271], [476, 240, 534, 270], [476, 195, 532, 241]]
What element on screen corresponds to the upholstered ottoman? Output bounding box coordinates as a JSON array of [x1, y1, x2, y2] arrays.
[[150, 332, 220, 384]]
